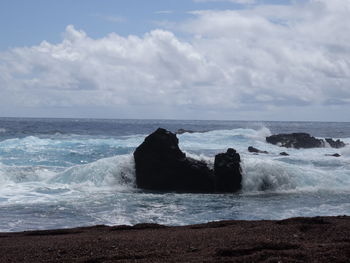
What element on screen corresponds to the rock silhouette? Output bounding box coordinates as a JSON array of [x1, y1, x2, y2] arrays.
[[325, 153, 341, 157], [214, 148, 242, 192], [266, 133, 345, 149], [134, 128, 242, 193], [325, 138, 346, 148], [248, 146, 268, 154], [279, 152, 289, 156]]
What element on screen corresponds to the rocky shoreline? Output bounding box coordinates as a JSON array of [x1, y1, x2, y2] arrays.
[[133, 128, 346, 193], [0, 216, 349, 262]]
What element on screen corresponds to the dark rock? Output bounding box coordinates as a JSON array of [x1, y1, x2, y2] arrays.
[[134, 128, 214, 192], [325, 138, 346, 149], [266, 133, 324, 149], [248, 146, 268, 154], [266, 133, 346, 149], [214, 148, 242, 192], [325, 153, 341, 157], [133, 128, 242, 193], [279, 152, 289, 156]]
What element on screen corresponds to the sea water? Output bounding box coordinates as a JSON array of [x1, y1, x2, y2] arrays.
[[0, 118, 349, 232]]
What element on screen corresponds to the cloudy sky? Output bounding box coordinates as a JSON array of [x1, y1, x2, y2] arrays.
[[0, 0, 349, 121]]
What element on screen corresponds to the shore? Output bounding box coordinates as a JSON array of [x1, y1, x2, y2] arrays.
[[0, 216, 349, 262]]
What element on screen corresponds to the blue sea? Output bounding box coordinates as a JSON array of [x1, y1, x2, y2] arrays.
[[0, 118, 349, 232]]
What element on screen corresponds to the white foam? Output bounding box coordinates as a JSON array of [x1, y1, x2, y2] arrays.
[[241, 154, 350, 193], [50, 154, 135, 190], [0, 135, 143, 152], [183, 151, 214, 168], [242, 157, 298, 192], [0, 154, 136, 206], [178, 127, 273, 152], [246, 126, 272, 142], [340, 145, 350, 157], [1, 127, 349, 206]]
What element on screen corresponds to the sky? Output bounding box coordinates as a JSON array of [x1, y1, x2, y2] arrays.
[[0, 0, 349, 121]]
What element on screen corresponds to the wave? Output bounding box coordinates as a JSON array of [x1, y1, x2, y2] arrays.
[[0, 155, 136, 206], [241, 155, 350, 193], [178, 127, 273, 152], [0, 164, 56, 185], [50, 155, 135, 190], [0, 150, 349, 210], [169, 150, 350, 194], [0, 127, 349, 197], [1, 127, 348, 154], [0, 135, 143, 148]]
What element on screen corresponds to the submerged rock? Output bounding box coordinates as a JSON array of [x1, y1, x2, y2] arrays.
[[248, 146, 268, 154], [325, 153, 341, 157], [279, 152, 289, 156], [133, 128, 242, 193]]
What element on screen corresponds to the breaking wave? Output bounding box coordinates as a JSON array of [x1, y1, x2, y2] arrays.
[[0, 127, 349, 196], [0, 120, 350, 231]]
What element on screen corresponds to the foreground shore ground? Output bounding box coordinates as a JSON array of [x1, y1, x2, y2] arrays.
[[0, 216, 349, 262]]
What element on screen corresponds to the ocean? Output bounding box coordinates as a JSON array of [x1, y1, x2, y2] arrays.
[[0, 118, 349, 232]]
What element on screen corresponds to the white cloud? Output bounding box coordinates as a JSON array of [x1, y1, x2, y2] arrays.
[[0, 0, 350, 120]]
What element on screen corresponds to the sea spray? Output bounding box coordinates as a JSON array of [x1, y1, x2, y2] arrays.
[[51, 154, 135, 190]]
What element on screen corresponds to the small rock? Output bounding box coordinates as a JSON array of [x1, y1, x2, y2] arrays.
[[279, 152, 289, 156], [325, 138, 346, 149], [248, 146, 268, 154], [325, 153, 341, 157]]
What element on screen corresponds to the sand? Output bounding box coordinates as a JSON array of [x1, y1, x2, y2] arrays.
[[0, 216, 349, 262]]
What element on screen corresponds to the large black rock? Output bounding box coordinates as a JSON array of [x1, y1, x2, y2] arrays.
[[214, 148, 242, 192], [134, 128, 214, 192], [266, 133, 324, 149], [133, 128, 242, 193]]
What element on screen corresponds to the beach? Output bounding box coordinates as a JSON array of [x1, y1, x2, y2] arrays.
[[0, 216, 349, 262]]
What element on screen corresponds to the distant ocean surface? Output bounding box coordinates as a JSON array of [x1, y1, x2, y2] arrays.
[[0, 118, 349, 232]]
